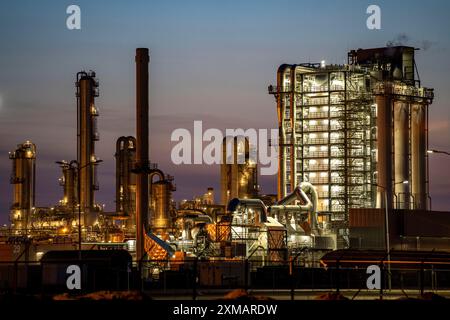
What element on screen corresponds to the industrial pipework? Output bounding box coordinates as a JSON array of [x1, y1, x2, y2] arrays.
[[269, 182, 320, 234]]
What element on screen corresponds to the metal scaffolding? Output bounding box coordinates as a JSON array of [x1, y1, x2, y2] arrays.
[[269, 65, 377, 236]]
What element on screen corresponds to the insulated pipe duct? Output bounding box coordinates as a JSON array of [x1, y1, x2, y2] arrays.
[[393, 101, 409, 208], [411, 104, 426, 209], [276, 65, 290, 199], [289, 68, 297, 189], [375, 93, 393, 208], [135, 48, 150, 261], [270, 182, 319, 234]]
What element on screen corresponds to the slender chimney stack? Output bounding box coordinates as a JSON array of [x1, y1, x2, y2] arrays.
[[135, 48, 149, 261]]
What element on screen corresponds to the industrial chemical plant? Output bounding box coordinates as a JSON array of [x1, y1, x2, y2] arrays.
[[2, 45, 449, 291]]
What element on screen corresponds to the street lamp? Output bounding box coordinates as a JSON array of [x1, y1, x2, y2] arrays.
[[427, 149, 450, 156], [372, 183, 391, 291], [373, 180, 407, 292], [394, 180, 409, 209], [76, 159, 102, 258], [373, 184, 390, 252]]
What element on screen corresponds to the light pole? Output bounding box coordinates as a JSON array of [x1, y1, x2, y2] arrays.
[[394, 180, 409, 209], [76, 159, 102, 257], [374, 180, 408, 292]]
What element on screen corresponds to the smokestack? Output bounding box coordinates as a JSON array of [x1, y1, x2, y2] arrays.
[[135, 48, 149, 261]]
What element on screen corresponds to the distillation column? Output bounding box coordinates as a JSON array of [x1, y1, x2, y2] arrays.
[[9, 141, 36, 233], [135, 48, 150, 261], [115, 136, 137, 229], [76, 71, 100, 226], [393, 101, 409, 208], [58, 160, 78, 207], [411, 103, 427, 209]]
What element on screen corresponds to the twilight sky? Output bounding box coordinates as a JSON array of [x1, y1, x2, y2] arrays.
[[1, 0, 449, 224]]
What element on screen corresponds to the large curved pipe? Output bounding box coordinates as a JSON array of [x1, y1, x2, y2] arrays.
[[269, 182, 319, 234], [149, 169, 165, 182]]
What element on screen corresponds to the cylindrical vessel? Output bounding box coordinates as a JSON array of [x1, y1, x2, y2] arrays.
[[61, 161, 78, 206], [221, 137, 258, 206], [393, 101, 409, 208], [115, 136, 137, 229], [375, 93, 393, 208], [9, 141, 36, 232], [77, 71, 99, 225], [151, 180, 171, 230], [411, 103, 427, 209]]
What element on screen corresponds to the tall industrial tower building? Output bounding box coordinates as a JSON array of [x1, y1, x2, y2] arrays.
[[9, 141, 36, 232], [269, 46, 433, 231], [76, 71, 100, 226]]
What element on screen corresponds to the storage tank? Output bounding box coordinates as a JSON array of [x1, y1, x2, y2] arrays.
[[9, 141, 36, 232]]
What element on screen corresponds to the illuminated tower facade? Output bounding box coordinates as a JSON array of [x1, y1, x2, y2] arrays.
[[269, 46, 433, 233]]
